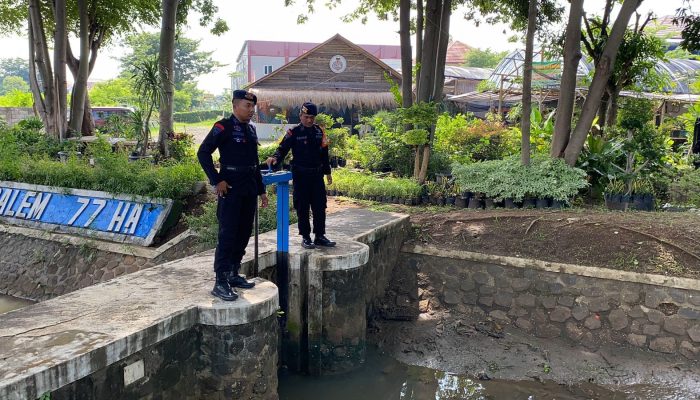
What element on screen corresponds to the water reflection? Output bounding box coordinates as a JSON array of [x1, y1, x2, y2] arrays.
[[0, 294, 33, 314], [279, 347, 635, 400]]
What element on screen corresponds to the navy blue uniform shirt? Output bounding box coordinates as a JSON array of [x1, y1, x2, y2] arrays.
[[197, 115, 264, 196], [272, 124, 331, 175]]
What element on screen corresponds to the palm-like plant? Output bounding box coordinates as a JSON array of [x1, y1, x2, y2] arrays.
[[132, 56, 163, 156]]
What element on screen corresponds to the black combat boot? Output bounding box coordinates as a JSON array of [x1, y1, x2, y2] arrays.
[[301, 235, 315, 249], [227, 269, 255, 289], [314, 235, 336, 247], [211, 273, 238, 301]]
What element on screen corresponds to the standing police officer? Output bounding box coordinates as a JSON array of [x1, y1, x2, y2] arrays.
[[266, 102, 336, 249], [197, 90, 269, 301]]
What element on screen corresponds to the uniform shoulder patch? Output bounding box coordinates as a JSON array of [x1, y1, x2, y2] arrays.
[[211, 122, 226, 136]]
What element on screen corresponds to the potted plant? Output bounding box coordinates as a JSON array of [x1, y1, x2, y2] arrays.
[[468, 192, 484, 209], [604, 179, 625, 210], [632, 179, 654, 211]]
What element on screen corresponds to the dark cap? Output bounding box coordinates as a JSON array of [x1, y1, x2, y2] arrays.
[[233, 90, 257, 105], [300, 102, 318, 116]]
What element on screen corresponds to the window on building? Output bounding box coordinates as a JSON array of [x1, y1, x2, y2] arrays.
[[264, 65, 273, 75]]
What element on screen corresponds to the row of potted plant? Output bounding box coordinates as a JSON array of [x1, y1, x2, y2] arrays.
[[604, 179, 655, 211], [451, 155, 588, 207], [326, 169, 422, 205]]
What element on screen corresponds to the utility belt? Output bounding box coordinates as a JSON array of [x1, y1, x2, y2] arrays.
[[292, 164, 323, 174], [221, 164, 257, 172]]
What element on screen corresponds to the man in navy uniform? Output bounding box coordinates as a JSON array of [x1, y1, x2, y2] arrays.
[[266, 102, 335, 249], [197, 90, 268, 301]]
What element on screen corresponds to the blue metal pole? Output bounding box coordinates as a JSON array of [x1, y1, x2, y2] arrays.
[[262, 170, 292, 332]]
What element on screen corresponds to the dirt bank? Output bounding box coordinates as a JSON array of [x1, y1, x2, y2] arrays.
[[370, 307, 700, 398]]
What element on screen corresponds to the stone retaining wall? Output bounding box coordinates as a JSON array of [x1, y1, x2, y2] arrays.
[[393, 246, 700, 360], [0, 226, 202, 301]]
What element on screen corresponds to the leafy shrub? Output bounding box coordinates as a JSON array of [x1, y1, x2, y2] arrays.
[[0, 129, 205, 199], [327, 168, 421, 199], [670, 169, 700, 207], [185, 191, 298, 247], [452, 155, 588, 202], [317, 113, 350, 159], [169, 132, 196, 162], [349, 111, 449, 177], [434, 113, 519, 164], [258, 143, 279, 165]]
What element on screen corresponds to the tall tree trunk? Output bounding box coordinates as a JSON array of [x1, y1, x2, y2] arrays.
[[606, 86, 620, 127], [28, 0, 57, 138], [417, 0, 440, 103], [432, 0, 451, 101], [54, 0, 67, 140], [82, 95, 95, 135], [399, 0, 412, 109], [521, 0, 537, 166], [158, 0, 179, 158], [414, 146, 422, 179], [597, 90, 609, 129], [563, 0, 642, 166], [416, 0, 424, 96], [69, 0, 89, 136], [28, 19, 47, 125], [418, 0, 452, 183], [551, 0, 583, 158]]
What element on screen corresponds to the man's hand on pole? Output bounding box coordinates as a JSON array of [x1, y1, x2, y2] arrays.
[[326, 174, 332, 185], [260, 194, 269, 208]]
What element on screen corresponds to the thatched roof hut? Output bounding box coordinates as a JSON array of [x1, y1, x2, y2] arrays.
[[247, 34, 402, 112]]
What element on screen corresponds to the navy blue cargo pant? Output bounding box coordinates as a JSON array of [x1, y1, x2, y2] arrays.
[[214, 193, 257, 275], [292, 170, 327, 237]]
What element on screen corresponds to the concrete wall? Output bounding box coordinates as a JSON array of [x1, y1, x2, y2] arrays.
[[50, 316, 279, 400], [391, 245, 700, 360], [0, 107, 34, 127], [0, 225, 203, 301]]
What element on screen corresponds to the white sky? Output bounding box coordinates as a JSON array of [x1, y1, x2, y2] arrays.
[[0, 0, 686, 95]]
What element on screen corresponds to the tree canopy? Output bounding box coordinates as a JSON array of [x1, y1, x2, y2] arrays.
[[119, 32, 222, 89], [463, 47, 508, 68]]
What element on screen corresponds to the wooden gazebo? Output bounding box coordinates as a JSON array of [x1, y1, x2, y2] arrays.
[[247, 34, 402, 127]]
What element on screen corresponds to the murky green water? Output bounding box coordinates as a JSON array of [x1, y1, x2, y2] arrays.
[[279, 347, 693, 400], [0, 294, 33, 314]]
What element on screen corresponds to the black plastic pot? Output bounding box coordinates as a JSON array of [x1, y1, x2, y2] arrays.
[[338, 158, 347, 167], [484, 198, 495, 209], [551, 199, 565, 209], [504, 198, 517, 209], [330, 157, 339, 168], [536, 198, 551, 209], [446, 196, 456, 206], [455, 196, 468, 208], [468, 197, 483, 209], [437, 197, 446, 206], [643, 194, 654, 211], [522, 197, 536, 209], [421, 195, 430, 205]]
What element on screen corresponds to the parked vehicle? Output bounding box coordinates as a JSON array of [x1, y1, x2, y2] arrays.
[[91, 107, 133, 128]]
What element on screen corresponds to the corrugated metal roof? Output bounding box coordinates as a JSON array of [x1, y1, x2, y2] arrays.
[[444, 66, 493, 80], [489, 49, 700, 94]]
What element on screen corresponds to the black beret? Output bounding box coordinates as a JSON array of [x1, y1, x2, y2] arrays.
[[233, 90, 257, 105], [300, 102, 318, 116]]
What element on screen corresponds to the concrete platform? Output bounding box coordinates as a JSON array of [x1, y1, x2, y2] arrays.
[[0, 252, 278, 400], [0, 208, 409, 398]]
